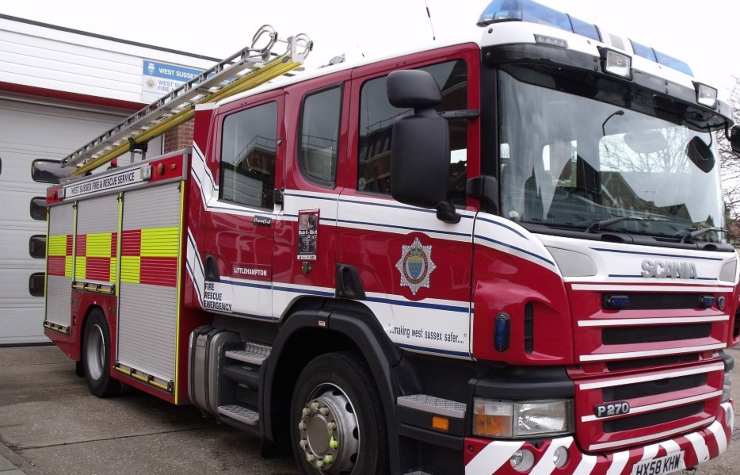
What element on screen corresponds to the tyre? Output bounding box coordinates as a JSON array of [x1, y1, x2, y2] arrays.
[[290, 352, 388, 475], [82, 309, 121, 397]]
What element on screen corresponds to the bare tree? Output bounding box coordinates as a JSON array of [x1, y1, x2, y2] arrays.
[[717, 76, 740, 219]]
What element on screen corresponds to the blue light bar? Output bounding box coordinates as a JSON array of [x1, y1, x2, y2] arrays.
[[631, 40, 693, 76], [477, 0, 599, 41], [478, 0, 693, 76]]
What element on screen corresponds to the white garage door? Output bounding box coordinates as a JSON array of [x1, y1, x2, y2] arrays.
[[0, 97, 159, 344]]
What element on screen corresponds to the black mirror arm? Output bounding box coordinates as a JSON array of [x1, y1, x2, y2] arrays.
[[436, 201, 461, 224], [440, 109, 480, 120]]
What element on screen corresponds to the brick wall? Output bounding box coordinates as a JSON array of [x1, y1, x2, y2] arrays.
[[163, 119, 194, 153]]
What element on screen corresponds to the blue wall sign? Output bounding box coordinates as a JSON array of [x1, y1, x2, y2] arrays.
[[143, 60, 203, 82]]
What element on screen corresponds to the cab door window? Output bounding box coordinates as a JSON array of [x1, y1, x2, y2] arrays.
[[358, 60, 468, 204], [219, 101, 278, 209], [298, 86, 342, 187]]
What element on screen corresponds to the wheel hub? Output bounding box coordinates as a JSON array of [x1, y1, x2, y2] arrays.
[[86, 323, 105, 381], [298, 385, 359, 473]]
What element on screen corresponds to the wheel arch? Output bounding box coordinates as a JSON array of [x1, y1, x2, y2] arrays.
[[262, 298, 405, 473]]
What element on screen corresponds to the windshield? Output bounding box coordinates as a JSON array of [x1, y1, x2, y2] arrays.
[[498, 70, 725, 241]]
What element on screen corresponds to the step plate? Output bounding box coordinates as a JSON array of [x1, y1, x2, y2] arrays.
[[397, 394, 466, 419], [217, 404, 259, 426], [225, 342, 271, 366]]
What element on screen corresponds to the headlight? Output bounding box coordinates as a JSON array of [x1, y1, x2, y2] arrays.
[[723, 370, 732, 402], [474, 399, 573, 438]]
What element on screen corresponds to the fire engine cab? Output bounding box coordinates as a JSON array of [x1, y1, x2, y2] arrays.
[[43, 2, 740, 474]]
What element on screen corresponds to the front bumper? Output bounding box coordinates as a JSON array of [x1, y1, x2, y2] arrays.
[[464, 402, 733, 475]]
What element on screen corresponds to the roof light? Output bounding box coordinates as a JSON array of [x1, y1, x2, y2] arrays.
[[694, 82, 718, 109], [599, 47, 631, 79]]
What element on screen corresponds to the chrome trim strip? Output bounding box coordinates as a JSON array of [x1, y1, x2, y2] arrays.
[[581, 390, 723, 422], [578, 363, 725, 390], [579, 343, 727, 362], [588, 418, 714, 451], [578, 315, 729, 327], [571, 284, 733, 293]]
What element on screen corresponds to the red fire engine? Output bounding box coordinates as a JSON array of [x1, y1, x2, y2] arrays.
[[43, 3, 740, 474]]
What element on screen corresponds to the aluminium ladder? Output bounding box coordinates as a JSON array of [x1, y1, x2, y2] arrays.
[[62, 25, 312, 176]]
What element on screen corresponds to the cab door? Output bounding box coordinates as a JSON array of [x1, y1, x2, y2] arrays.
[[336, 46, 480, 358], [194, 92, 283, 318], [272, 70, 351, 318]]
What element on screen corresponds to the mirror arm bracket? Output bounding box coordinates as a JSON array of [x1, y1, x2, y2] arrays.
[[436, 201, 461, 224], [440, 109, 480, 120]]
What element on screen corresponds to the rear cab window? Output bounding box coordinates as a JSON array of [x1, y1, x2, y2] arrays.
[[219, 101, 278, 210]]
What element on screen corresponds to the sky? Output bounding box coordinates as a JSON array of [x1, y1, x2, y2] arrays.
[[2, 0, 739, 93]]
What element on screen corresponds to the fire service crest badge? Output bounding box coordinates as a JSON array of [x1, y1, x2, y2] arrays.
[[395, 237, 436, 295]]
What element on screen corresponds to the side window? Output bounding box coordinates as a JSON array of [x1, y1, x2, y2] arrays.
[[298, 86, 342, 186], [358, 60, 468, 204], [29, 235, 46, 258], [30, 197, 47, 221], [220, 101, 277, 209]]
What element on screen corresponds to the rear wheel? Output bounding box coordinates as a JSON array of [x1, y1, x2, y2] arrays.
[[82, 309, 121, 397], [290, 352, 387, 475]]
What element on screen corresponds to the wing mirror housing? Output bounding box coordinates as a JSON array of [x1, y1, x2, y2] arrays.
[[686, 136, 715, 173], [387, 70, 458, 222]]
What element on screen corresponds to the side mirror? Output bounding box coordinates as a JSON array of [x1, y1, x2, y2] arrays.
[[31, 159, 69, 184], [387, 70, 450, 212], [686, 136, 715, 173], [730, 126, 740, 154]]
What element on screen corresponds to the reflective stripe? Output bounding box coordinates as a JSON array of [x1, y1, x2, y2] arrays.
[[708, 420, 728, 453], [530, 437, 573, 475], [572, 454, 597, 475], [86, 232, 112, 257], [605, 450, 628, 475], [120, 256, 141, 283], [685, 431, 710, 463], [47, 235, 67, 256], [74, 256, 86, 280], [140, 226, 179, 257]]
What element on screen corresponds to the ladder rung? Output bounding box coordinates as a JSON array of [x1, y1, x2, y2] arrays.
[[61, 28, 311, 173]]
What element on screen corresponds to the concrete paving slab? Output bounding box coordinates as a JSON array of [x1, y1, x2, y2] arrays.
[[0, 453, 16, 471]]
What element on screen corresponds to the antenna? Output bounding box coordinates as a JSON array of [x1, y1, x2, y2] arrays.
[[424, 0, 436, 41]]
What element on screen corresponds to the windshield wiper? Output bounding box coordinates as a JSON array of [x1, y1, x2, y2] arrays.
[[585, 216, 667, 233], [675, 227, 726, 243]]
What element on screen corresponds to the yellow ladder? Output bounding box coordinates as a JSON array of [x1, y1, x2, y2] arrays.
[[63, 25, 312, 176]]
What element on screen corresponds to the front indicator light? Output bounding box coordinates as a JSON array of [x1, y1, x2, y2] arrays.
[[474, 399, 513, 437], [473, 399, 573, 438]]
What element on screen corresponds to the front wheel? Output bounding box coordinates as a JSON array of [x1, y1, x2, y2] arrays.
[[290, 352, 387, 475], [82, 309, 121, 397]]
